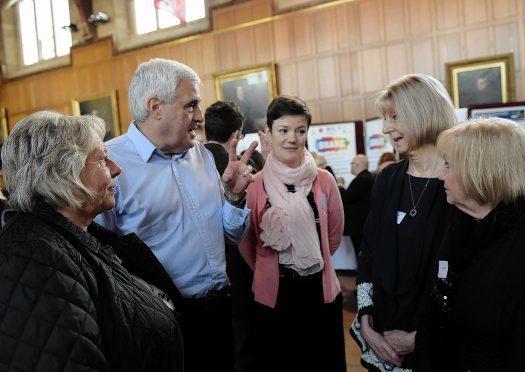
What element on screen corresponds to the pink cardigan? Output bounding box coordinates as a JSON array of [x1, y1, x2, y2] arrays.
[[238, 168, 344, 308]]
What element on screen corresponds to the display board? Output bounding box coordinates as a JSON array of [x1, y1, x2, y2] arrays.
[[469, 101, 525, 127], [364, 118, 394, 172], [307, 122, 358, 188]]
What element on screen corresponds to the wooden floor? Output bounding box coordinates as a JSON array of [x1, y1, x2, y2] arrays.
[[338, 272, 367, 372]]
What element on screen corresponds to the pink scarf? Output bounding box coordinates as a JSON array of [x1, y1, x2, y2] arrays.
[[260, 150, 323, 275]]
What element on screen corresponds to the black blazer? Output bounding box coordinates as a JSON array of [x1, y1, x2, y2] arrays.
[[339, 170, 375, 236]]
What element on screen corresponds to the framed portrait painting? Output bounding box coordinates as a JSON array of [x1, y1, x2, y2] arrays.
[[73, 91, 120, 141], [214, 64, 277, 134], [446, 53, 514, 108]]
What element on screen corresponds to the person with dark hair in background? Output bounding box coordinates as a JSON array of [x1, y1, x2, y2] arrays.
[[373, 151, 397, 177], [204, 100, 256, 372], [239, 95, 346, 372], [95, 58, 258, 372], [340, 154, 375, 257], [0, 111, 183, 372], [204, 101, 245, 174], [350, 74, 456, 370]]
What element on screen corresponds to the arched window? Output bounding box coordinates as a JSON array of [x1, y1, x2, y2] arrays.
[[17, 0, 72, 65]]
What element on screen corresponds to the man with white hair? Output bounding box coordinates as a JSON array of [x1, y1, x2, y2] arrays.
[[96, 58, 257, 372]]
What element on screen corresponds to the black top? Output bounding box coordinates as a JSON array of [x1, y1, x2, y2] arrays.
[[204, 142, 229, 175], [0, 205, 183, 372], [424, 198, 525, 371], [356, 159, 452, 369], [339, 170, 375, 236], [385, 174, 438, 328]]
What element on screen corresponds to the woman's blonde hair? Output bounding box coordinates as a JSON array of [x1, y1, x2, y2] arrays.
[[376, 74, 456, 150], [437, 117, 525, 205]]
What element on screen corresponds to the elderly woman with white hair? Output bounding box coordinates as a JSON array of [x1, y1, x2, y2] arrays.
[[423, 118, 525, 370], [0, 111, 183, 371]]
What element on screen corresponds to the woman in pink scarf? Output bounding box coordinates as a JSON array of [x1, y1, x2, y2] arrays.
[[239, 95, 345, 372]]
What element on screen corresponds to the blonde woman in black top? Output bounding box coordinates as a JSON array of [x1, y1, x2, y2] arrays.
[[351, 74, 456, 371]]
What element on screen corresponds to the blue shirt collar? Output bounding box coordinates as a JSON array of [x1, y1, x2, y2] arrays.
[[127, 121, 189, 162]]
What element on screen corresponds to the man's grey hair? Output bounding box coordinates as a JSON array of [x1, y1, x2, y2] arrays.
[[129, 58, 201, 123], [1, 111, 105, 213]]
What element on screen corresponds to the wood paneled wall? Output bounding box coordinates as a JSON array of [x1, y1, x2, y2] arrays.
[[1, 0, 524, 132]]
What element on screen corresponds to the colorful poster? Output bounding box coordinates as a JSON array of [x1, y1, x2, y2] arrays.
[[307, 122, 357, 188], [365, 118, 394, 172]]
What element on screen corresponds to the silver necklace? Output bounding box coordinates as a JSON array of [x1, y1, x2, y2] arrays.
[[408, 174, 431, 217]]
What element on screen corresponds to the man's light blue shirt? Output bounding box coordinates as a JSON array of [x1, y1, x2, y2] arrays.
[[95, 122, 250, 298]]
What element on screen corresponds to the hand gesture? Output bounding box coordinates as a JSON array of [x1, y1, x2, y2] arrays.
[[222, 139, 258, 201]]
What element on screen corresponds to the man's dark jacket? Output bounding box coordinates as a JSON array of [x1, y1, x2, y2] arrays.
[[340, 170, 375, 236]]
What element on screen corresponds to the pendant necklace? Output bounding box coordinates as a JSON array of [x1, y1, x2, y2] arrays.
[[408, 174, 431, 217]]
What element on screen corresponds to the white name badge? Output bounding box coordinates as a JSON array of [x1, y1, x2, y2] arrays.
[[396, 211, 406, 224], [438, 260, 449, 279]]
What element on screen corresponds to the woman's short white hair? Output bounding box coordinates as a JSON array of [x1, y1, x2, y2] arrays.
[[129, 58, 201, 123], [1, 111, 105, 213]]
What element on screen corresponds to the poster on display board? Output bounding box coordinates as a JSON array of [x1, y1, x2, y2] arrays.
[[365, 118, 394, 172], [468, 101, 525, 127], [307, 122, 359, 189]]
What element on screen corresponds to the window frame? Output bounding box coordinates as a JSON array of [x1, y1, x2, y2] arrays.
[[113, 0, 211, 53], [0, 0, 227, 78], [17, 0, 72, 66], [0, 1, 73, 79]]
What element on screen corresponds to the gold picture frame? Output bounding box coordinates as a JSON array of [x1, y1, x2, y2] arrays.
[[73, 91, 120, 140], [214, 63, 277, 134], [446, 53, 514, 108], [0, 108, 8, 142]]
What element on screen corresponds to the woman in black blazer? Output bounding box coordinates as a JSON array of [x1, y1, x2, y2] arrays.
[[350, 74, 456, 371]]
